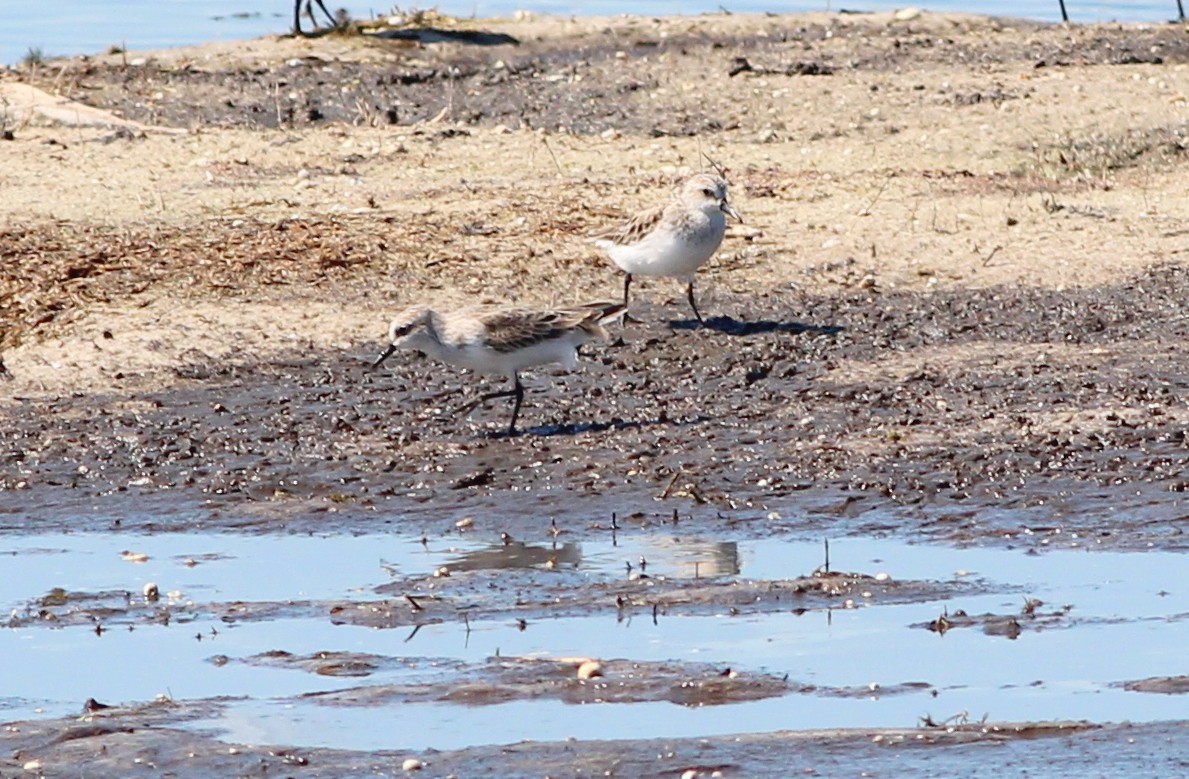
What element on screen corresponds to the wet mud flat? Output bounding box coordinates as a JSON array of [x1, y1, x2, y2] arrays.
[[3, 279, 1189, 548], [3, 709, 1187, 779], [3, 9, 1189, 778], [16, 11, 1189, 134]]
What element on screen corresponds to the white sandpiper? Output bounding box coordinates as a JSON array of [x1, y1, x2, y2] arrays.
[[590, 172, 743, 325], [371, 301, 627, 435]]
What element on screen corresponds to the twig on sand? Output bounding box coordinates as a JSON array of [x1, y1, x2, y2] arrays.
[[541, 136, 564, 176], [658, 470, 681, 500]]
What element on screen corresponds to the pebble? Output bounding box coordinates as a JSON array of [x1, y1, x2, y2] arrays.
[[577, 660, 604, 679], [402, 757, 424, 771]]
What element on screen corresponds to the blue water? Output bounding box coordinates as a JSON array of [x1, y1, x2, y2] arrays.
[[2, 1, 1183, 66], [1, 531, 1185, 747]]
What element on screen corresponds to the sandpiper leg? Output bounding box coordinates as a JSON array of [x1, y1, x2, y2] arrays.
[[295, 0, 337, 35], [456, 376, 525, 434], [312, 0, 336, 26], [507, 375, 525, 435], [619, 273, 642, 326], [686, 279, 707, 326]]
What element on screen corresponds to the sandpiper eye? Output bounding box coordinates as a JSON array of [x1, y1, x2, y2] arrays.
[[702, 188, 715, 198]]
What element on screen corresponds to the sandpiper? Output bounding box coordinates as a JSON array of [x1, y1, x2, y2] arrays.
[[372, 301, 627, 435], [590, 172, 743, 325]]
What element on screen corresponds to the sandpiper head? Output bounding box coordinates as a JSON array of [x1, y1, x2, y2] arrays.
[[681, 173, 743, 223], [371, 304, 433, 369]]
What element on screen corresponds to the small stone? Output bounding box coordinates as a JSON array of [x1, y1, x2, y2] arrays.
[[455, 517, 474, 531], [402, 757, 424, 771], [894, 7, 922, 21]]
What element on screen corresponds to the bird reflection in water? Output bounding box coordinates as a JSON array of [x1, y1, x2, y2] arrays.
[[444, 538, 741, 578]]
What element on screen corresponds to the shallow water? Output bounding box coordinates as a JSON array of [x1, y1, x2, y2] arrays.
[[2, 1, 1181, 66], [2, 530, 1184, 750]]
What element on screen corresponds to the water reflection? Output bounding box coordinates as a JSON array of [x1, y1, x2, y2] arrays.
[[445, 541, 583, 572], [442, 538, 742, 578], [0, 531, 1184, 745]]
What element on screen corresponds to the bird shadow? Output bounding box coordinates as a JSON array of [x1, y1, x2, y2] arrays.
[[668, 315, 845, 337], [367, 27, 520, 46], [485, 414, 711, 439]]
